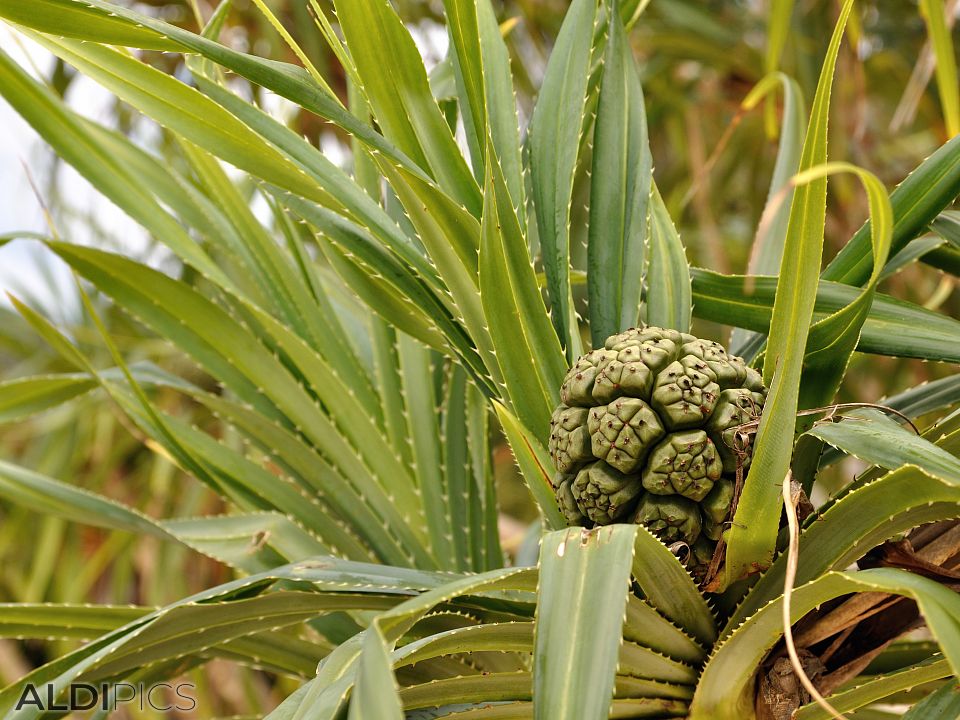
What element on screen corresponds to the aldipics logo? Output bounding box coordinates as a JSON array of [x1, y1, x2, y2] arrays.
[[15, 682, 196, 712]]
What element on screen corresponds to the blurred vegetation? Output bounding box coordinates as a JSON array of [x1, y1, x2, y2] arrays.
[[1, 0, 957, 715]]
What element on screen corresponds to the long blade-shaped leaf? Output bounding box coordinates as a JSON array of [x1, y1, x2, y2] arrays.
[[477, 0, 526, 215], [442, 0, 486, 176], [631, 526, 716, 646], [442, 0, 526, 215], [332, 0, 481, 215], [468, 383, 503, 570], [177, 144, 379, 418], [623, 596, 706, 665], [84, 592, 396, 683], [724, 0, 854, 585], [880, 234, 947, 279], [761, 0, 794, 137], [0, 0, 421, 174], [0, 0, 176, 49], [495, 402, 566, 531], [0, 375, 96, 423], [536, 526, 639, 720], [189, 73, 437, 291], [349, 626, 404, 720], [162, 514, 332, 572], [794, 162, 893, 408], [529, 0, 597, 358], [370, 319, 415, 472], [397, 335, 456, 570], [0, 459, 171, 540], [824, 133, 960, 286], [885, 374, 960, 418], [442, 364, 473, 571], [376, 161, 503, 393], [587, 1, 652, 343], [808, 408, 960, 480], [730, 72, 806, 355], [645, 183, 692, 332], [691, 269, 960, 363], [0, 46, 227, 287], [0, 604, 150, 640], [280, 195, 495, 396], [738, 137, 960, 360], [794, 657, 951, 719], [902, 680, 960, 720], [481, 145, 567, 442], [920, 0, 960, 137], [27, 33, 345, 216]]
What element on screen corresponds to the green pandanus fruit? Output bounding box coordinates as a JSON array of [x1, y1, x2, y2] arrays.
[[548, 326, 766, 578]]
